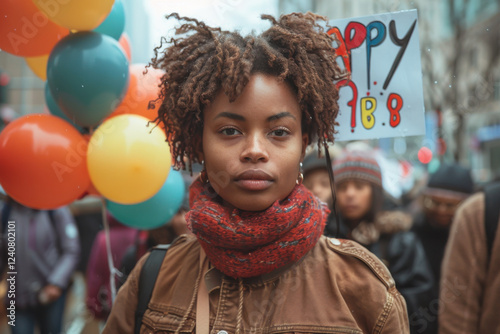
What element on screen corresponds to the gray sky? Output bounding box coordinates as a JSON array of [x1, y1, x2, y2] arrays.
[[147, 0, 279, 49]]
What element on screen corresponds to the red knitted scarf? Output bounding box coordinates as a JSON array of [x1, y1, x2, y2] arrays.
[[186, 177, 329, 278]]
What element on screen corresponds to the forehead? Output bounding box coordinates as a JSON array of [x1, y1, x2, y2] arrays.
[[204, 73, 300, 119], [423, 188, 468, 203]]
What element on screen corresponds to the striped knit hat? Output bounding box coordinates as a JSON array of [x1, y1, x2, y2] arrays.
[[332, 151, 382, 187]]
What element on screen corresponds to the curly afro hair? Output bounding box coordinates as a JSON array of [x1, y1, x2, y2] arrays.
[[150, 12, 346, 171]]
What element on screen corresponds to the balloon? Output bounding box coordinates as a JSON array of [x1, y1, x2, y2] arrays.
[[87, 114, 171, 204], [0, 0, 69, 57], [94, 0, 125, 40], [0, 114, 90, 209], [33, 0, 114, 31], [44, 83, 84, 132], [25, 54, 49, 80], [47, 32, 129, 127], [107, 169, 185, 229], [107, 64, 163, 121], [118, 32, 131, 61], [418, 147, 433, 164]]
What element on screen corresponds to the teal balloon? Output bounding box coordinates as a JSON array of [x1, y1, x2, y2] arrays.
[[44, 82, 84, 133], [106, 169, 186, 230], [47, 32, 129, 128], [94, 0, 125, 40]]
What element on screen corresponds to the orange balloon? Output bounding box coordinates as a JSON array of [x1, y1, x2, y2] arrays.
[[119, 32, 132, 62], [0, 0, 69, 57], [0, 114, 90, 209], [25, 53, 49, 80], [107, 64, 164, 122]]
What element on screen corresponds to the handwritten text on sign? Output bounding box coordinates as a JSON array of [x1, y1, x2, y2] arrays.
[[330, 10, 425, 141]]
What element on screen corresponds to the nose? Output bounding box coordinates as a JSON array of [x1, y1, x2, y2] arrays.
[[311, 184, 323, 198], [240, 132, 269, 163], [344, 184, 356, 197]]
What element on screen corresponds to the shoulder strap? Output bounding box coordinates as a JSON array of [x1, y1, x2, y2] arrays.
[[135, 244, 170, 334], [485, 183, 500, 259]]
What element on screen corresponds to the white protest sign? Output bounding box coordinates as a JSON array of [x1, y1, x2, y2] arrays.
[[328, 10, 425, 141]]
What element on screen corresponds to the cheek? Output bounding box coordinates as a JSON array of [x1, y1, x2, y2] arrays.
[[360, 189, 373, 210], [335, 190, 347, 205]]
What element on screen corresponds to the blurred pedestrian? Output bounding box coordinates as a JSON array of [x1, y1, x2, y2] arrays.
[[411, 163, 474, 333], [85, 211, 137, 323], [438, 182, 500, 333], [0, 197, 80, 334], [103, 12, 409, 333], [302, 149, 338, 236], [332, 151, 433, 333]]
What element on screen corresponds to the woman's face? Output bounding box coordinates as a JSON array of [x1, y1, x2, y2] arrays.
[[303, 169, 333, 207], [336, 180, 373, 221], [202, 73, 308, 211]]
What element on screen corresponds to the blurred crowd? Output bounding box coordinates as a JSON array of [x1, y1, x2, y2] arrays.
[[0, 142, 499, 334]]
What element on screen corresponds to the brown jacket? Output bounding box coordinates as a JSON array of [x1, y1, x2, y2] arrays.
[[103, 235, 409, 333], [439, 192, 500, 333]]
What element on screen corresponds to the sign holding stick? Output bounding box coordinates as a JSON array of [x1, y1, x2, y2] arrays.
[[329, 10, 425, 141]]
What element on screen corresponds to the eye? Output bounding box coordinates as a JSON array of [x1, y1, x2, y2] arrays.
[[270, 128, 290, 137], [220, 127, 242, 136]]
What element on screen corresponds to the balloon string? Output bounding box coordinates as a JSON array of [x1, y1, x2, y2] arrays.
[[101, 198, 118, 303]]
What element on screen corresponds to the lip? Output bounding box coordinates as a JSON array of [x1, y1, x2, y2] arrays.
[[235, 169, 274, 191], [342, 204, 359, 211]]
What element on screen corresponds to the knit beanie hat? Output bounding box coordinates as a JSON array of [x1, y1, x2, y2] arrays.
[[333, 151, 382, 187], [427, 164, 474, 194], [302, 150, 327, 176]]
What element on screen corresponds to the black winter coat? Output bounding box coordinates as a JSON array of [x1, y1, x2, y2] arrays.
[[326, 211, 435, 334]]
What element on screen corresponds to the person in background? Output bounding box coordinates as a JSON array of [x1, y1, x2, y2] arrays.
[[411, 163, 474, 333], [332, 151, 433, 334], [85, 211, 137, 323], [302, 149, 332, 207], [0, 197, 80, 334], [302, 149, 337, 236], [438, 182, 500, 333]]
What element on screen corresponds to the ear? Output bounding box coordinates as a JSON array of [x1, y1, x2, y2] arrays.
[[300, 133, 309, 161]]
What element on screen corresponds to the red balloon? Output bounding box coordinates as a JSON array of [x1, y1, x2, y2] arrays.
[[418, 147, 433, 164], [0, 114, 90, 209], [0, 0, 69, 57]]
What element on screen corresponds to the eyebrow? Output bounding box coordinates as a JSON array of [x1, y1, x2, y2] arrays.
[[213, 111, 296, 122]]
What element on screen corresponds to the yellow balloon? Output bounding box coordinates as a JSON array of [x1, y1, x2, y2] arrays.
[[25, 54, 49, 81], [87, 114, 171, 204], [33, 0, 115, 31]]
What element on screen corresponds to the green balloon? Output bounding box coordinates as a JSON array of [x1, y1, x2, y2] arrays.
[[44, 82, 84, 133], [47, 32, 129, 128], [106, 169, 187, 230], [94, 0, 125, 40]]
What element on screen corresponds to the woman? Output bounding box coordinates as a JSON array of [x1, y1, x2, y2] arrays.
[[103, 13, 409, 333], [332, 151, 433, 333], [0, 197, 80, 334]]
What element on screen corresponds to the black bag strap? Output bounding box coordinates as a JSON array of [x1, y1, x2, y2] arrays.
[[484, 183, 500, 260], [134, 244, 170, 334]]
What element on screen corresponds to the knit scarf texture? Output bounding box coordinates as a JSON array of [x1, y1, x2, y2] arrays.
[[186, 177, 329, 278]]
